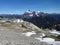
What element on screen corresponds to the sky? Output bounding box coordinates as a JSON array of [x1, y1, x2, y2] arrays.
[[0, 0, 60, 14]]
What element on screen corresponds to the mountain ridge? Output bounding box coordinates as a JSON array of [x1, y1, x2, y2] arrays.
[[0, 10, 60, 31]]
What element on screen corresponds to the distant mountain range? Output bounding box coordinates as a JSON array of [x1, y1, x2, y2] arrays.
[[0, 10, 60, 30], [22, 10, 60, 30]]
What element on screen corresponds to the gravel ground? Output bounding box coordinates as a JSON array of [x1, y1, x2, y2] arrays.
[[0, 29, 47, 45]]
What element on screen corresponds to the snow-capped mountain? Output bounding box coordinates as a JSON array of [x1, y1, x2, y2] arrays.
[[22, 10, 60, 31], [23, 10, 35, 18], [23, 10, 44, 17]]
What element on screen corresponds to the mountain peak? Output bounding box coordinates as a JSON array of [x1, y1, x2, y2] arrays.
[[26, 10, 32, 13]]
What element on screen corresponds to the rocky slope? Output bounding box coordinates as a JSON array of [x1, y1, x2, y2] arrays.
[[0, 19, 60, 45]]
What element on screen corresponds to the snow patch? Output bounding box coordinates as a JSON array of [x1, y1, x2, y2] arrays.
[[17, 19, 20, 23], [35, 37, 55, 43], [50, 30, 60, 35], [22, 31, 36, 37], [40, 33, 45, 38], [29, 14, 33, 17]]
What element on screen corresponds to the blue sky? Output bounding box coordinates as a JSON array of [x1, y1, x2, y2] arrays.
[[0, 0, 60, 14]]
